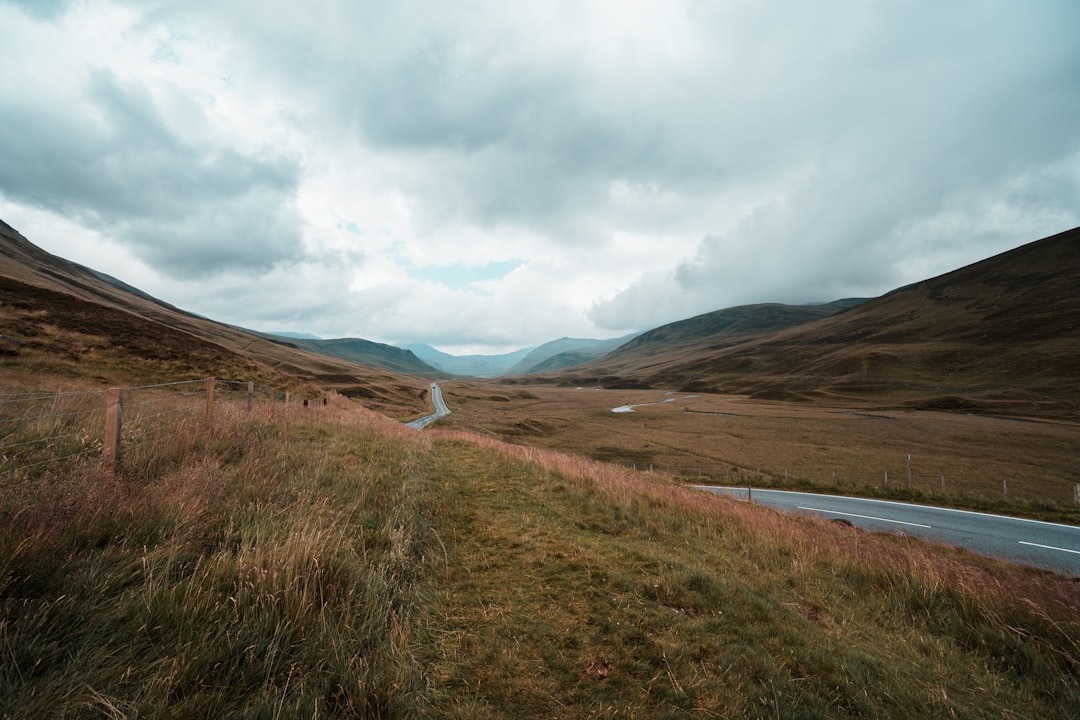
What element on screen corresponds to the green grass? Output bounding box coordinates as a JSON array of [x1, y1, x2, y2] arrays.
[[421, 434, 1080, 718], [2, 401, 1077, 718]]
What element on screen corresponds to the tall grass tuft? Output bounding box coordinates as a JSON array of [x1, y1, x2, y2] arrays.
[[1, 398, 437, 718]]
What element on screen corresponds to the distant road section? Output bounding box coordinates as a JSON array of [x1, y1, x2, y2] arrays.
[[695, 486, 1080, 576], [406, 383, 450, 430]]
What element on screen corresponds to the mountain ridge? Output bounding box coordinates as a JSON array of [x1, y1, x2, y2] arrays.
[[547, 226, 1080, 419], [504, 334, 641, 375], [5, 217, 1078, 419], [401, 343, 537, 377], [274, 336, 444, 378], [0, 219, 432, 416]]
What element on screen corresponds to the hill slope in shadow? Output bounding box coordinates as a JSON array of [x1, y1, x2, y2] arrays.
[[0, 219, 429, 416], [549, 227, 1080, 419]]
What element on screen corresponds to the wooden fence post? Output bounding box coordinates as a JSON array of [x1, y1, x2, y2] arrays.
[[247, 381, 254, 412], [205, 378, 215, 423], [104, 387, 123, 475], [1074, 483, 1080, 506]]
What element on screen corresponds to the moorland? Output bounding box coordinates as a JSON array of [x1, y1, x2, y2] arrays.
[[1, 219, 1078, 718]]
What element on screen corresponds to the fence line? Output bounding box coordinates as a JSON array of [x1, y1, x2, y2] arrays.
[[1, 387, 106, 481], [617, 460, 1080, 507], [6, 382, 1075, 506], [1, 378, 327, 480]]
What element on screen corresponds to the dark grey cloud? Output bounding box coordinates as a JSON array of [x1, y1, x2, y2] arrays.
[[134, 0, 731, 242], [587, 1, 1080, 329], [174, 0, 1080, 267], [2, 0, 1078, 349], [0, 67, 303, 279]]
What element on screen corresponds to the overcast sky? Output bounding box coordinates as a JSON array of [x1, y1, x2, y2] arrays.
[[1, 0, 1077, 354]]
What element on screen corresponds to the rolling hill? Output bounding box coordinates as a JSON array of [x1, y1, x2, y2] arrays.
[[403, 334, 641, 377], [0, 219, 431, 416], [401, 343, 538, 377], [548, 227, 1080, 419], [505, 333, 641, 375], [600, 300, 865, 363], [261, 335, 444, 378]]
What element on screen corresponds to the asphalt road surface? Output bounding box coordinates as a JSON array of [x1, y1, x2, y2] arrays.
[[695, 486, 1080, 576], [406, 383, 450, 430]]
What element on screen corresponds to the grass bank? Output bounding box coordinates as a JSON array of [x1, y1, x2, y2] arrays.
[[422, 431, 1079, 718], [1, 401, 438, 718], [2, 400, 1077, 717]]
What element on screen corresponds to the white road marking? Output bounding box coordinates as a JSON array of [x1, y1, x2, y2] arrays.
[[797, 506, 932, 529], [1019, 541, 1080, 555]]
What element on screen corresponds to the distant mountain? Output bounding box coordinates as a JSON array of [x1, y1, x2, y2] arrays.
[[274, 337, 444, 378], [400, 334, 642, 377], [551, 227, 1080, 419], [506, 334, 641, 375], [516, 351, 598, 374], [401, 343, 536, 377]]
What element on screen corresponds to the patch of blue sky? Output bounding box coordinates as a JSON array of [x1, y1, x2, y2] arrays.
[[151, 35, 182, 65], [407, 259, 522, 291]]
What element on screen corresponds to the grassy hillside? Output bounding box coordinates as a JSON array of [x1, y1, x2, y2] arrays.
[[554, 228, 1080, 420], [0, 220, 430, 417], [280, 336, 446, 378], [2, 399, 1076, 718], [606, 300, 865, 358]]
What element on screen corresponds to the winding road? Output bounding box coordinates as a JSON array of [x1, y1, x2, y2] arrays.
[[406, 383, 450, 430], [695, 486, 1080, 576]]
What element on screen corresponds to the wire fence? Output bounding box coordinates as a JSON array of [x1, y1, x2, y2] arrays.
[[8, 379, 1075, 506], [0, 388, 107, 478], [1, 378, 326, 481], [617, 460, 1080, 507]]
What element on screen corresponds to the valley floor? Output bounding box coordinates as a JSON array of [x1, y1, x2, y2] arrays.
[[436, 382, 1080, 524]]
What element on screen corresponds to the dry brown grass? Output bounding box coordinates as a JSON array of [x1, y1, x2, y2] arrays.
[[0, 272, 432, 418], [1, 396, 440, 718], [430, 425, 1080, 619], [4, 384, 1077, 717], [423, 427, 1080, 717], [438, 381, 1080, 517]]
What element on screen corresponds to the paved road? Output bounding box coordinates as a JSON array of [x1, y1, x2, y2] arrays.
[[406, 383, 450, 430], [695, 486, 1080, 576]]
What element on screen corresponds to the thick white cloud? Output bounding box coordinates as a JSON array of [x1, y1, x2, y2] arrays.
[[0, 0, 1077, 351]]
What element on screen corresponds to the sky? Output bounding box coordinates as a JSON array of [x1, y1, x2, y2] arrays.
[[0, 1, 1077, 355]]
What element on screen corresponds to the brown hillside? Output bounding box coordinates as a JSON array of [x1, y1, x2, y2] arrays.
[[0, 220, 427, 416], [553, 227, 1080, 419]]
